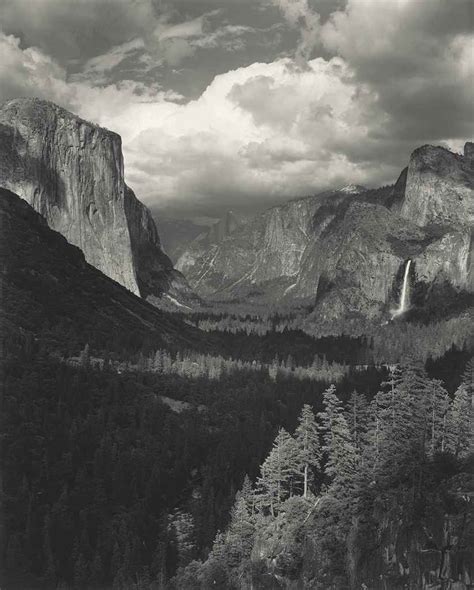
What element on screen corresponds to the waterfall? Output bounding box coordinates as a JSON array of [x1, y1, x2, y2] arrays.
[[392, 260, 411, 319]]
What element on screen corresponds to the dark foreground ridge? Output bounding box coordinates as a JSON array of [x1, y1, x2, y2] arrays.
[[0, 187, 210, 356]]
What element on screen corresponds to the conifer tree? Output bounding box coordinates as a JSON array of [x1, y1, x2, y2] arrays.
[[344, 391, 369, 451], [446, 384, 473, 458], [225, 495, 255, 568], [79, 343, 90, 367], [318, 386, 358, 485], [257, 428, 300, 516], [295, 404, 321, 497], [462, 357, 474, 392]]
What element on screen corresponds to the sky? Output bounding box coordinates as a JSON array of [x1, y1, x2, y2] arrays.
[[0, 0, 472, 218]]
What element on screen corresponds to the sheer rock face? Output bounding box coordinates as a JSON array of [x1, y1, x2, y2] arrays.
[[295, 202, 421, 306], [0, 98, 193, 304], [176, 191, 350, 298], [399, 143, 474, 292], [401, 143, 474, 228], [177, 144, 473, 322]]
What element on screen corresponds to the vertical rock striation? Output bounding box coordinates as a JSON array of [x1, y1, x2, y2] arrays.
[[401, 143, 474, 228], [400, 143, 474, 292], [0, 97, 194, 305], [177, 142, 473, 324]]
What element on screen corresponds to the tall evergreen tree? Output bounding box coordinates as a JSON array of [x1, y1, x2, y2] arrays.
[[344, 391, 369, 451], [256, 428, 300, 516], [318, 386, 358, 485], [294, 404, 321, 498], [446, 384, 473, 458]]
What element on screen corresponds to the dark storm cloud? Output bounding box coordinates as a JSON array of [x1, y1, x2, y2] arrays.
[[319, 0, 473, 169], [0, 0, 159, 66], [0, 0, 472, 217]]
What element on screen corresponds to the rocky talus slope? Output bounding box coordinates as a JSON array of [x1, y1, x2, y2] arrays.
[[177, 144, 473, 323], [0, 98, 195, 306]]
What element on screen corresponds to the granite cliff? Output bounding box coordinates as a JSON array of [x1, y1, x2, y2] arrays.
[[177, 144, 473, 323], [176, 189, 360, 298], [0, 98, 195, 307]]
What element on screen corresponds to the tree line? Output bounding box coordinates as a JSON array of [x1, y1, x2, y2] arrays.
[[173, 360, 474, 589]]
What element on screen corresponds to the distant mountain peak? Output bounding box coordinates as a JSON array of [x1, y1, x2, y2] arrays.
[[339, 184, 367, 194]]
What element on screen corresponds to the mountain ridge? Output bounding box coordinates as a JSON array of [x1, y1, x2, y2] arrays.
[[176, 143, 473, 323], [0, 187, 210, 355], [0, 97, 196, 308]]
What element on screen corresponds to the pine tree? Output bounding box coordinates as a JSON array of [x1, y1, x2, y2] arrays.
[[462, 357, 474, 393], [344, 391, 369, 451], [295, 405, 321, 497], [256, 428, 300, 516], [446, 384, 473, 458], [238, 474, 256, 516], [225, 495, 255, 568], [426, 379, 449, 455], [318, 386, 358, 485]]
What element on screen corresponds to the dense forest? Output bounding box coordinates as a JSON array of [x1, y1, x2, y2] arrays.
[[2, 188, 473, 589], [174, 361, 474, 590], [1, 330, 473, 589]]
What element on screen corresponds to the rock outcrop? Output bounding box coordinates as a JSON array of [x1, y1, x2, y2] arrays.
[[176, 190, 354, 298], [401, 143, 474, 228], [177, 144, 473, 324], [0, 98, 195, 306]]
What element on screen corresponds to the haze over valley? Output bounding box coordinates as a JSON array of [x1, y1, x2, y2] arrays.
[[0, 1, 473, 589]]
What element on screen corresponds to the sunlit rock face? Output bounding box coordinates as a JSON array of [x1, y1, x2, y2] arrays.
[[295, 202, 423, 312], [401, 143, 474, 292], [0, 98, 193, 305], [401, 143, 474, 228], [413, 229, 473, 291], [177, 142, 473, 323], [176, 190, 357, 298]]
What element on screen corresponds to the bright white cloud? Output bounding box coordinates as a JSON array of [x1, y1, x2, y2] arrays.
[[0, 32, 383, 212], [0, 33, 73, 103], [1, 0, 472, 217], [104, 58, 386, 212]]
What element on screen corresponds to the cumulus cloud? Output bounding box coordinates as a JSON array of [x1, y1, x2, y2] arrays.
[[109, 58, 388, 214], [0, 35, 380, 214], [0, 33, 73, 104], [0, 0, 472, 217], [320, 0, 474, 144]]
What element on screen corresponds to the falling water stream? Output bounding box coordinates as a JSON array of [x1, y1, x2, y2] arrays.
[[392, 259, 411, 319]]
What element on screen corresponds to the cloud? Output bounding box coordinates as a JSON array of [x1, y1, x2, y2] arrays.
[[0, 0, 157, 65], [0, 0, 472, 218], [154, 14, 213, 42], [107, 58, 388, 214], [0, 43, 375, 214], [192, 25, 259, 51], [320, 0, 474, 143], [0, 33, 73, 104], [270, 0, 321, 60], [79, 38, 146, 84], [74, 10, 272, 86]]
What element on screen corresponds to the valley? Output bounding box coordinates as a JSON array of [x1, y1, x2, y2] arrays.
[[0, 98, 473, 590]]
